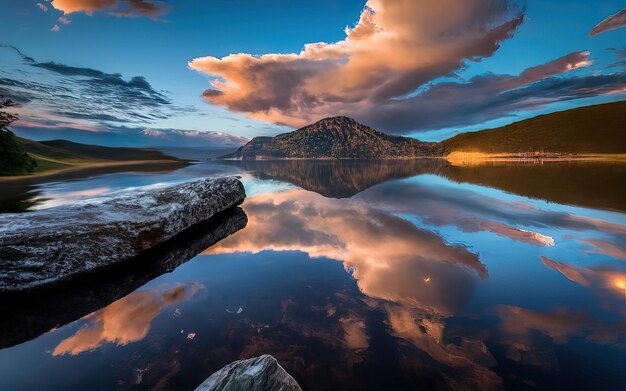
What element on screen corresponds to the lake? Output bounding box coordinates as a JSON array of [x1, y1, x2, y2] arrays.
[[0, 159, 625, 390]]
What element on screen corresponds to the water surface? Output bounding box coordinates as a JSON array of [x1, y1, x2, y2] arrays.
[[0, 159, 624, 390]]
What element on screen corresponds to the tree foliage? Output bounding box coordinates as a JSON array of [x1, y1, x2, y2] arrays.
[[0, 97, 37, 175]]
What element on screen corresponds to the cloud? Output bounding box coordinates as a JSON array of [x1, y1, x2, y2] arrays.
[[51, 25, 61, 32], [36, 3, 49, 12], [366, 51, 619, 132], [590, 7, 626, 36], [0, 45, 180, 130], [141, 128, 248, 146], [50, 0, 170, 19], [53, 283, 202, 356], [190, 0, 525, 130], [58, 16, 72, 24], [189, 1, 626, 133]]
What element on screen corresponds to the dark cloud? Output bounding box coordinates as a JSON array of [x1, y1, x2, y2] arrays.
[[0, 44, 35, 62], [360, 51, 626, 133], [368, 68, 626, 133], [29, 62, 168, 102], [590, 7, 626, 36], [0, 44, 183, 128]]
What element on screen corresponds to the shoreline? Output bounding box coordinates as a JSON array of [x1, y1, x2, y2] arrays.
[[219, 153, 626, 163], [445, 152, 626, 165], [0, 159, 188, 182]]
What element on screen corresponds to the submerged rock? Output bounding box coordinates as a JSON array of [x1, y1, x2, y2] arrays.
[[196, 355, 301, 391], [0, 177, 245, 291]]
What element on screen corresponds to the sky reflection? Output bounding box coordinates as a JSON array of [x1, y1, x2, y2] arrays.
[[1, 162, 625, 390]]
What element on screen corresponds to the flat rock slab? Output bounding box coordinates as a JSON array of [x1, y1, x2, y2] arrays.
[[0, 177, 245, 292], [196, 355, 302, 391]]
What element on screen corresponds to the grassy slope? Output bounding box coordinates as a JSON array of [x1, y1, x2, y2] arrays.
[[15, 138, 183, 174], [442, 101, 626, 154]]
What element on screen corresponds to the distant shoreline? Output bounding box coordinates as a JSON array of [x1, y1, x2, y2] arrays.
[[0, 159, 188, 182], [445, 152, 626, 165], [219, 153, 626, 163]]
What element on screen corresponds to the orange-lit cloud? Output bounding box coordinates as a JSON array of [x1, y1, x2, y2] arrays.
[[206, 189, 487, 316], [189, 1, 619, 133], [51, 0, 170, 19], [190, 0, 524, 129], [339, 317, 369, 350], [541, 256, 626, 295], [581, 238, 626, 261], [385, 306, 502, 390], [590, 7, 626, 36], [499, 305, 625, 345], [36, 3, 49, 12], [52, 284, 202, 356]]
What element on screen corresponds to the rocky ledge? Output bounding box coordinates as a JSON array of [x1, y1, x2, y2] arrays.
[[0, 177, 246, 292], [196, 355, 302, 391]]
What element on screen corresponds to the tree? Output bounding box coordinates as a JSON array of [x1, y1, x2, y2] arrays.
[[0, 97, 37, 175]]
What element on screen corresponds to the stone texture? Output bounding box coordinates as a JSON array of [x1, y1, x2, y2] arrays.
[[0, 207, 247, 349], [0, 177, 245, 291], [196, 355, 301, 391], [220, 116, 443, 160]]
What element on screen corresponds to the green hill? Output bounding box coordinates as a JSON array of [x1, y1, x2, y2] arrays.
[[442, 101, 626, 154], [0, 130, 37, 175], [3, 138, 185, 176]]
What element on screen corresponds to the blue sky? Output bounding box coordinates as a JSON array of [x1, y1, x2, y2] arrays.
[[0, 0, 625, 146]]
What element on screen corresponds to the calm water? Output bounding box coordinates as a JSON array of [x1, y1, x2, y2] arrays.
[[0, 160, 625, 390]]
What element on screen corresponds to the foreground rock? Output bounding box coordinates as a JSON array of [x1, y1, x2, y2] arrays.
[[0, 207, 247, 349], [196, 355, 301, 391], [0, 177, 245, 292]]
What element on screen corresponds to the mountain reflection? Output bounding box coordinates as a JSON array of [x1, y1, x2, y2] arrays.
[[53, 284, 203, 356], [231, 159, 626, 212], [231, 159, 445, 198]]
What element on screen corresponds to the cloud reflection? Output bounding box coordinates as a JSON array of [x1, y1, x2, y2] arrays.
[[206, 189, 486, 316], [499, 305, 625, 345], [541, 256, 626, 295], [52, 283, 202, 356], [204, 188, 505, 387]]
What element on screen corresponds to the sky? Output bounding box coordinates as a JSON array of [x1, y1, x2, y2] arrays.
[[0, 0, 625, 146]]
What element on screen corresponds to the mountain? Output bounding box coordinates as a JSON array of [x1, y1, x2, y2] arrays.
[[221, 116, 442, 159], [10, 138, 185, 175], [442, 101, 626, 154], [222, 101, 626, 160]]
